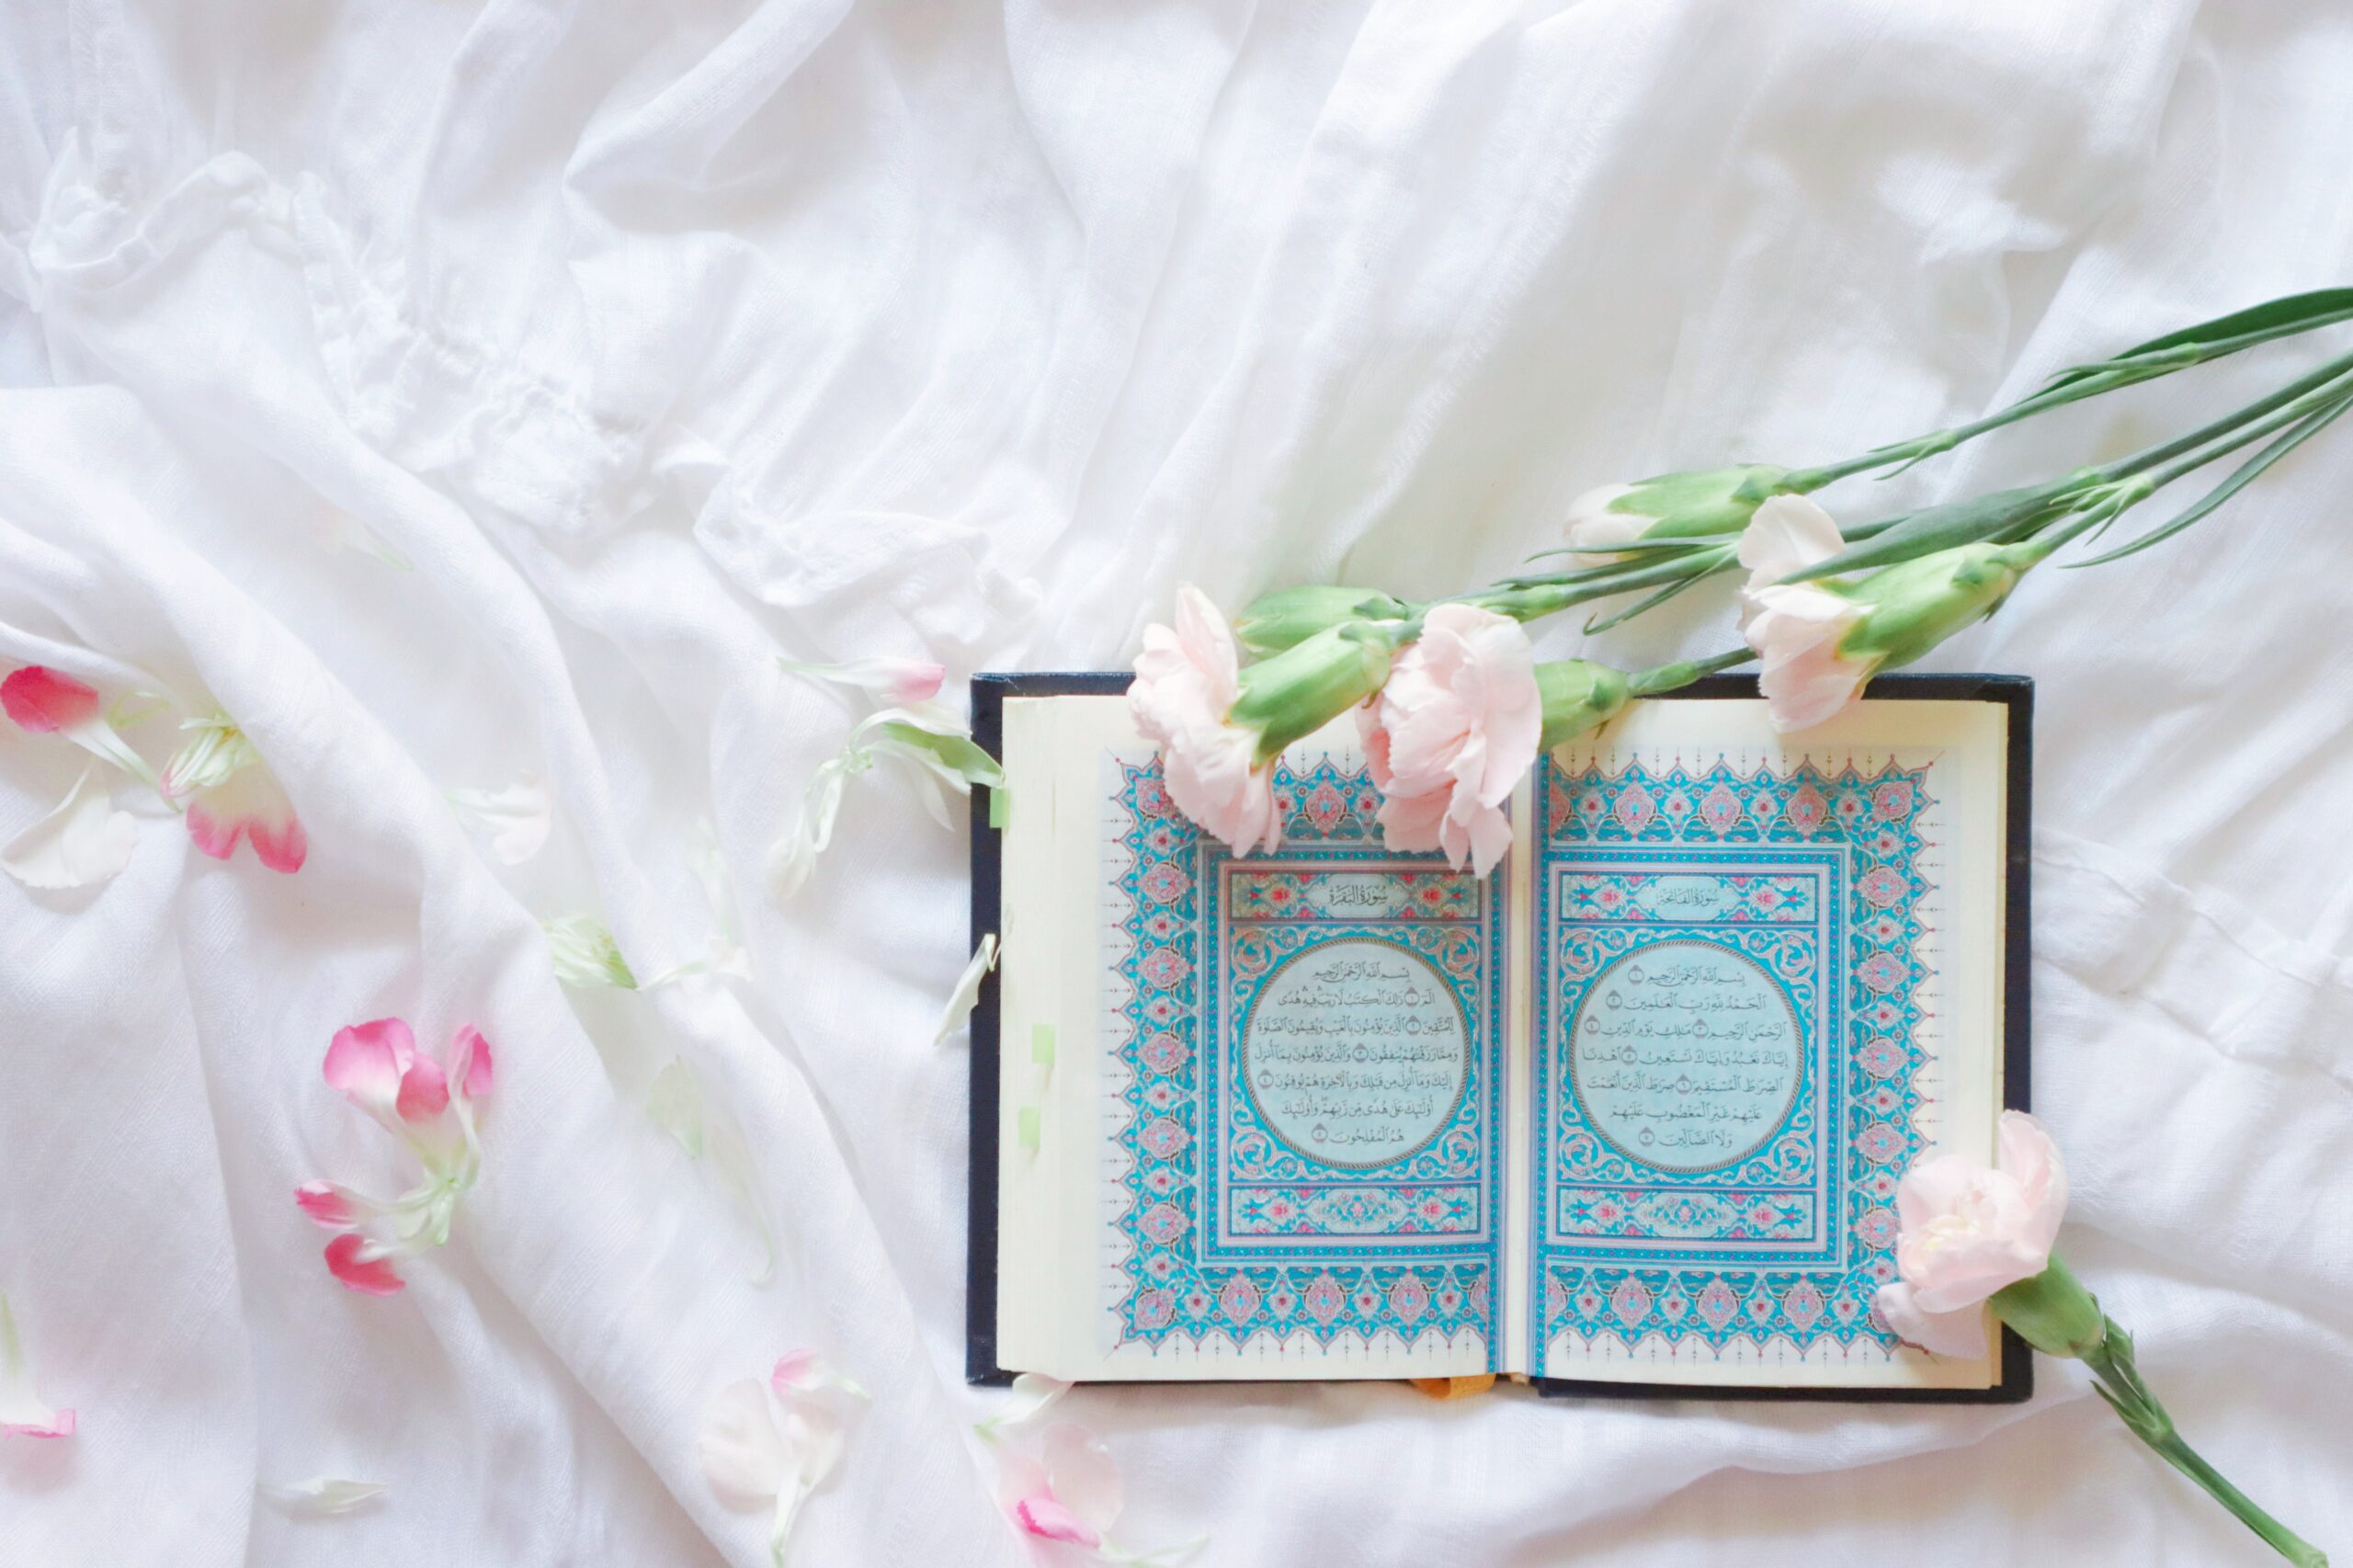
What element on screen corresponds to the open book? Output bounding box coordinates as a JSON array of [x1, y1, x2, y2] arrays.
[[967, 673, 2030, 1402]]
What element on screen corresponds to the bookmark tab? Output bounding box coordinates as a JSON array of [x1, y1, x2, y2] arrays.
[[1029, 1024, 1056, 1069]]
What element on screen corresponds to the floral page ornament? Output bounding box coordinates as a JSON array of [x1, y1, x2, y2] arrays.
[[297, 1018, 494, 1294]]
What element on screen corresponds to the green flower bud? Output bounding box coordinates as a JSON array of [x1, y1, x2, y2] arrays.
[[1229, 624, 1393, 764], [1565, 463, 1790, 551], [1534, 659, 1631, 751], [1839, 541, 2035, 670], [1990, 1256, 2108, 1360], [1232, 585, 1409, 657]]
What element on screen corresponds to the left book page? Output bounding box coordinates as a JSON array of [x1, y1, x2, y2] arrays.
[[995, 695, 1507, 1381]]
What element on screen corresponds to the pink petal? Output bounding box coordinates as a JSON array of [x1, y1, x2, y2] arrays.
[[887, 661, 947, 707], [294, 1182, 359, 1229], [324, 1233, 405, 1295], [1876, 1281, 1990, 1358], [1997, 1110, 2069, 1256], [395, 1053, 449, 1123], [1, 666, 100, 733], [1014, 1494, 1102, 1549], [186, 765, 307, 872], [324, 1018, 415, 1115], [1, 1410, 75, 1439], [449, 1025, 494, 1101], [1040, 1421, 1124, 1537]]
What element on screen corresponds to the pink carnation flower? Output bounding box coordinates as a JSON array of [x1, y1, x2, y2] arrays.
[[1875, 1110, 2068, 1358], [1129, 585, 1279, 857], [1356, 605, 1540, 875]]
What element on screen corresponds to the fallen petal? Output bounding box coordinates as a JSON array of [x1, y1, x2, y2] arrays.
[[448, 1025, 494, 1103], [324, 1234, 406, 1296], [446, 777, 551, 865], [258, 1476, 389, 1516], [395, 1051, 450, 1123], [771, 1349, 870, 1400], [544, 913, 639, 989], [0, 1292, 74, 1439], [1014, 1494, 1102, 1549], [2, 767, 137, 889], [324, 1019, 415, 1117], [1041, 1421, 1124, 1538], [294, 1181, 371, 1230], [1, 666, 100, 732], [646, 1058, 706, 1157], [699, 1379, 788, 1506], [185, 762, 308, 873], [935, 934, 999, 1045]]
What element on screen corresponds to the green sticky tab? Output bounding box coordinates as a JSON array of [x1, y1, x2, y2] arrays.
[[1030, 1024, 1055, 1067], [1017, 1106, 1041, 1153], [988, 786, 1009, 828]]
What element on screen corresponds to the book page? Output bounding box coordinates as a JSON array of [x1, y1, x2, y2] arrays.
[[1524, 698, 2007, 1390], [996, 696, 1505, 1381]]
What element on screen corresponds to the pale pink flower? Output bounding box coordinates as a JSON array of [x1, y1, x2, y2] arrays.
[[301, 1018, 494, 1294], [976, 1376, 1201, 1565], [1875, 1110, 2069, 1358], [1737, 495, 1871, 733], [1129, 585, 1279, 857], [1356, 605, 1540, 875], [700, 1358, 864, 1565], [779, 655, 947, 709], [0, 1292, 74, 1439], [161, 715, 306, 873], [1561, 483, 1654, 556]]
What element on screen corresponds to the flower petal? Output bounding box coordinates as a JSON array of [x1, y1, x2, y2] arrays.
[[935, 933, 999, 1045], [1041, 1421, 1124, 1537], [395, 1051, 450, 1123], [699, 1379, 789, 1505], [324, 1018, 415, 1116], [185, 763, 308, 873], [1015, 1494, 1103, 1549], [1876, 1281, 1991, 1359], [448, 1025, 494, 1103], [779, 655, 948, 709], [0, 1293, 74, 1439], [2, 767, 137, 889], [258, 1476, 390, 1515], [1, 666, 100, 733], [772, 1349, 870, 1400], [293, 1181, 379, 1230], [323, 1233, 405, 1296], [1997, 1109, 2069, 1256], [446, 777, 551, 865], [544, 913, 639, 989]]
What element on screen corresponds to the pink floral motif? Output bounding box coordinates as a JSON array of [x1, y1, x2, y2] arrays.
[[1138, 1117, 1190, 1160], [1138, 1033, 1190, 1074], [1695, 1278, 1740, 1332], [1859, 867, 1907, 907], [1139, 861, 1190, 905], [1303, 1272, 1346, 1326], [1782, 1280, 1826, 1334], [1698, 783, 1742, 834], [1217, 1276, 1261, 1326], [1858, 951, 1908, 994], [1609, 1278, 1653, 1331], [1856, 1121, 1906, 1165], [1873, 779, 1916, 821], [1389, 1272, 1431, 1325], [1611, 784, 1656, 835], [1786, 782, 1829, 835], [300, 1018, 494, 1294]]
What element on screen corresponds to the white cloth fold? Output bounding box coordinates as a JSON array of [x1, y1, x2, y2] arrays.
[[0, 1, 2347, 1563]]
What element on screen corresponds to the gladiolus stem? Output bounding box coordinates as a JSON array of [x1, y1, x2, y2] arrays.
[[2081, 1320, 2328, 1568]]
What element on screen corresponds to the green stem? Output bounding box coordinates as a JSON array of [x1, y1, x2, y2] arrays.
[[1627, 648, 1751, 696], [2083, 1324, 2329, 1568], [1787, 319, 2353, 492]]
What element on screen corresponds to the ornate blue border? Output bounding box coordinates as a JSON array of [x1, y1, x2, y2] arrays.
[[1106, 757, 1502, 1354], [1529, 756, 1936, 1370]]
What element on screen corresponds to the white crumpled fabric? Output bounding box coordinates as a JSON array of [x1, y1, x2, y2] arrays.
[[2, 1, 2347, 1563]]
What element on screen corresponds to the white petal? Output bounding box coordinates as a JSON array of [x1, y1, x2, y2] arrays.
[[935, 934, 999, 1045], [258, 1477, 389, 1516], [1042, 1421, 1124, 1536], [699, 1380, 789, 1505], [446, 777, 552, 865], [768, 760, 849, 900], [3, 767, 137, 889], [646, 1058, 706, 1158], [976, 1371, 1072, 1438]]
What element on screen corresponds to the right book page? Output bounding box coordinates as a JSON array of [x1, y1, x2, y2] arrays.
[[1518, 695, 2009, 1392]]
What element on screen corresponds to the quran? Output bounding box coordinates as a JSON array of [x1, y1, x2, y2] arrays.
[[966, 673, 2030, 1402]]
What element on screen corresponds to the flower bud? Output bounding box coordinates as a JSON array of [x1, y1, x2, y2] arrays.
[[1565, 463, 1788, 554], [1989, 1256, 2108, 1360], [1534, 660, 1631, 751], [1228, 624, 1393, 764], [1232, 585, 1409, 657], [1838, 542, 2034, 670]]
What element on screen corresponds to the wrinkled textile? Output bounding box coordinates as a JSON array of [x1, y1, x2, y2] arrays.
[[2, 2, 2349, 1563]]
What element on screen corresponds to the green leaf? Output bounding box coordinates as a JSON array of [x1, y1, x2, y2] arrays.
[[2067, 387, 2353, 568], [2040, 287, 2353, 392], [1781, 482, 2073, 582]]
